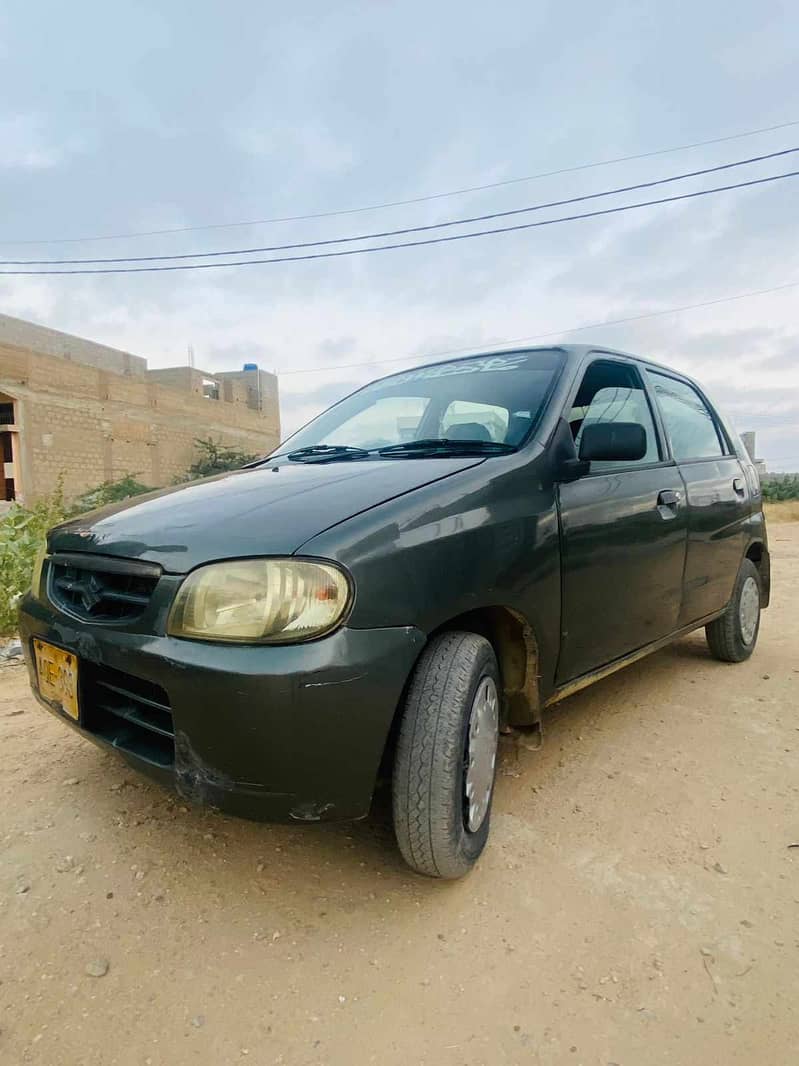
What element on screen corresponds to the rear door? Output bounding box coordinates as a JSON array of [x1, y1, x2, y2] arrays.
[[645, 370, 749, 624], [556, 357, 688, 683]]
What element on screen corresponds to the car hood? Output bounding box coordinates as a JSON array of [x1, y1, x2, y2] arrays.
[[47, 457, 485, 573]]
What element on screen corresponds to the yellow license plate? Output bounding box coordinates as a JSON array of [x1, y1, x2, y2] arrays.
[[34, 640, 80, 721]]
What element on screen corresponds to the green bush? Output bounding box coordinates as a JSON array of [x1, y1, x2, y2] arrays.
[[0, 483, 68, 635], [177, 437, 258, 482], [0, 474, 153, 636], [761, 474, 799, 501], [71, 474, 153, 513]]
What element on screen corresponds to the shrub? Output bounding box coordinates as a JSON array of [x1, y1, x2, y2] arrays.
[[177, 437, 258, 482], [761, 474, 799, 502], [71, 474, 153, 514], [0, 482, 68, 635], [0, 474, 153, 636]]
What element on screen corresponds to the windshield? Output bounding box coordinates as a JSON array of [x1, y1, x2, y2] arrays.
[[274, 349, 563, 458]]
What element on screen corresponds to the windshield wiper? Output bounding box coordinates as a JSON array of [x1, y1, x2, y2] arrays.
[[377, 438, 515, 457], [266, 439, 514, 465], [285, 444, 371, 463]]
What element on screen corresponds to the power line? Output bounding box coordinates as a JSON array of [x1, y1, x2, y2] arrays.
[[277, 280, 799, 376], [1, 168, 796, 275], [6, 146, 797, 266], [3, 118, 799, 247]]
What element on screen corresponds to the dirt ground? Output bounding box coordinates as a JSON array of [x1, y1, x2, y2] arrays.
[[1, 526, 798, 1066]]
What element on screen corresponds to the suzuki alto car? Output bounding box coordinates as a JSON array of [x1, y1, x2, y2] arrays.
[[19, 345, 770, 878]]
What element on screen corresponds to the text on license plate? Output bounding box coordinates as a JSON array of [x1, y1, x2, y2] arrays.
[[34, 639, 80, 721]]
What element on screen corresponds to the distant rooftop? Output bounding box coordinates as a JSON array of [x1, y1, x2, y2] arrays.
[[0, 311, 147, 376], [0, 312, 278, 419]]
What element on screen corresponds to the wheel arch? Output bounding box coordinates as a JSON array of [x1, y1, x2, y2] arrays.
[[374, 605, 541, 806], [428, 606, 541, 728], [745, 540, 763, 564], [744, 537, 771, 607]]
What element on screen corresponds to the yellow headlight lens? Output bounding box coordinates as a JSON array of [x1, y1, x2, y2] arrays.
[[167, 558, 350, 644]]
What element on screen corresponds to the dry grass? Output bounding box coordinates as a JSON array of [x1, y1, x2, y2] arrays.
[[765, 501, 799, 523]]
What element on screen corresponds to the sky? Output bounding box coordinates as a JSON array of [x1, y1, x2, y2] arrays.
[[0, 0, 798, 469]]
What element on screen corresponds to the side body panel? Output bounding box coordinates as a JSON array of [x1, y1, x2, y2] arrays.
[[675, 457, 749, 623], [715, 408, 771, 608], [299, 448, 565, 702], [556, 467, 688, 681], [553, 352, 689, 682], [643, 370, 753, 624]]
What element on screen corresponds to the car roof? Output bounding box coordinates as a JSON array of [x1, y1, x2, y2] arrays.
[[377, 343, 696, 385]]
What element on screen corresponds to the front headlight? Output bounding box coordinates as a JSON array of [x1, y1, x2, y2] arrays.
[[167, 558, 351, 644]]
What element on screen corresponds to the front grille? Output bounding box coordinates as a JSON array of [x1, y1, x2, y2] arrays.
[[48, 553, 161, 623], [81, 663, 174, 767]]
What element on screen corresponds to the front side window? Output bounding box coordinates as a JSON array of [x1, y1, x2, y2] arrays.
[[647, 372, 725, 461], [276, 349, 563, 457], [569, 360, 661, 469]]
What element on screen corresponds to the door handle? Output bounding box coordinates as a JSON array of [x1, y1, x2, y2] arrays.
[[657, 489, 681, 507], [733, 477, 745, 495]]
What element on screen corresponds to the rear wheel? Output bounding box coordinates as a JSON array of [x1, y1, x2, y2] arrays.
[[392, 632, 500, 879], [705, 557, 761, 663]]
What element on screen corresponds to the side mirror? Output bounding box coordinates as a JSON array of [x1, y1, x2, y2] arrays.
[[578, 422, 647, 462]]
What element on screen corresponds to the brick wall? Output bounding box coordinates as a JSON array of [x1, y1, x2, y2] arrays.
[[147, 366, 210, 396], [0, 342, 281, 504], [0, 312, 147, 376]]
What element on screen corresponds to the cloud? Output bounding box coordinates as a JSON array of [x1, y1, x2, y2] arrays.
[[0, 114, 71, 170], [756, 345, 799, 372], [1, 2, 798, 471], [316, 336, 359, 361], [232, 121, 356, 176]]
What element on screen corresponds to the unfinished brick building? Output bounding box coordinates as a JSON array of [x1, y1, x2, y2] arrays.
[[0, 313, 280, 506]]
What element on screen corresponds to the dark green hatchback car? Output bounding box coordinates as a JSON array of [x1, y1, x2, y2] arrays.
[[19, 345, 770, 877]]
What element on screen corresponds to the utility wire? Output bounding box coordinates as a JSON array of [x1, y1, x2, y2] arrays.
[[5, 146, 797, 266], [3, 118, 799, 247], [2, 168, 796, 275], [278, 280, 799, 376]]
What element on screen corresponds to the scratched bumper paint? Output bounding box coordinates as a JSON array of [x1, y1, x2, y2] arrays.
[[19, 591, 426, 823]]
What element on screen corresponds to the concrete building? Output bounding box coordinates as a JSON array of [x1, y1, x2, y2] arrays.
[[0, 313, 280, 506], [740, 431, 767, 476]]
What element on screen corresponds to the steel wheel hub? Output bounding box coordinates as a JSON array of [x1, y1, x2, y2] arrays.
[[464, 676, 499, 833], [739, 575, 760, 645]]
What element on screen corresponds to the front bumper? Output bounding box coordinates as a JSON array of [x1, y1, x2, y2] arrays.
[[19, 593, 426, 822]]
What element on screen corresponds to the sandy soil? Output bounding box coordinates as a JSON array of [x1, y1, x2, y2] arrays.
[[1, 525, 798, 1066], [765, 501, 799, 523]]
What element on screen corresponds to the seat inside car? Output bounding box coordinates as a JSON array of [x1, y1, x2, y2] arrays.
[[448, 421, 493, 441]]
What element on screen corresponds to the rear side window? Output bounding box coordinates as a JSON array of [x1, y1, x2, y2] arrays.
[[647, 372, 725, 461]]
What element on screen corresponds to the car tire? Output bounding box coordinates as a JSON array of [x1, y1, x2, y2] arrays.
[[705, 557, 762, 663], [392, 631, 500, 879]]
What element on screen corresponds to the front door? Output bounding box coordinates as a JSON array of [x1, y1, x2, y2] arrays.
[[557, 358, 688, 683], [645, 370, 749, 624]]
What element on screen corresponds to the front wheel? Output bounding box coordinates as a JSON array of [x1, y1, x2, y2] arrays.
[[392, 632, 500, 879], [705, 557, 762, 662]]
